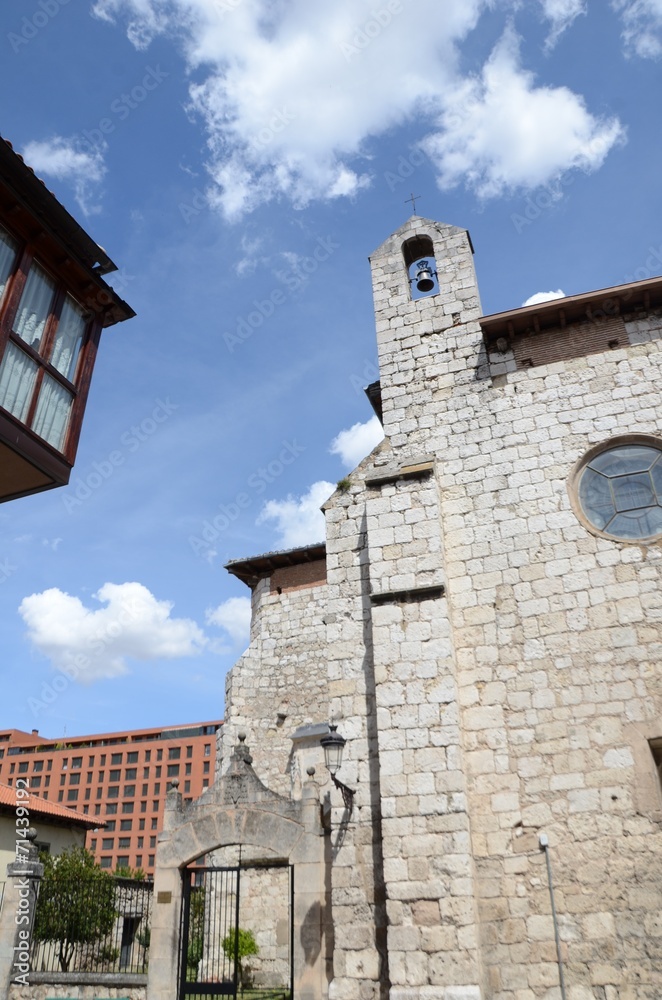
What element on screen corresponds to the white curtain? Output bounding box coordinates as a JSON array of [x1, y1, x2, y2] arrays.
[[0, 342, 38, 422], [32, 373, 73, 451], [0, 227, 18, 303], [13, 262, 55, 351], [51, 295, 86, 381]]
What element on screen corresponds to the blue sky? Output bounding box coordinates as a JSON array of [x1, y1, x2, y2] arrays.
[[1, 0, 661, 738]]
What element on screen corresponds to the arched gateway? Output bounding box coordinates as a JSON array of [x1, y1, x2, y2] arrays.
[[147, 736, 328, 1000]]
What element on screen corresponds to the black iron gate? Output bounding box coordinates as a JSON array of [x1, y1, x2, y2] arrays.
[[179, 863, 293, 1000]]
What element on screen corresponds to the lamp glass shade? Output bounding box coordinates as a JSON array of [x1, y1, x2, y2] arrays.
[[320, 725, 346, 776]]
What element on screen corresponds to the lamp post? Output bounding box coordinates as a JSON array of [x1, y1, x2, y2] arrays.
[[320, 724, 355, 810]]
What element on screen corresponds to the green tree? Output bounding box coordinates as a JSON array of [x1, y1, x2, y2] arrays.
[[33, 846, 116, 972], [222, 927, 259, 989], [114, 864, 146, 880]]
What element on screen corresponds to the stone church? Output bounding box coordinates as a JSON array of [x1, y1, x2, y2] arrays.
[[151, 217, 662, 1000]]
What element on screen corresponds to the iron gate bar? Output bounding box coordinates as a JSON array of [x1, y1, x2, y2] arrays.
[[179, 862, 293, 1000]]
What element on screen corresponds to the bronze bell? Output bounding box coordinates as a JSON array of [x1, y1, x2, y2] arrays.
[[415, 260, 435, 293]]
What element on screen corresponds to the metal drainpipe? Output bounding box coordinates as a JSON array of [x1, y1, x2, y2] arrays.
[[539, 833, 568, 1000]]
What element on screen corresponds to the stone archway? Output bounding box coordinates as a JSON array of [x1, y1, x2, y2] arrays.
[[146, 736, 328, 1000]]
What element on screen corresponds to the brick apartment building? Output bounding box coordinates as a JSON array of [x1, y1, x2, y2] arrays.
[[0, 721, 221, 875]]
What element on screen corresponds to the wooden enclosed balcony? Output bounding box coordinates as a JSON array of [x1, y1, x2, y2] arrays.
[[0, 136, 134, 503]]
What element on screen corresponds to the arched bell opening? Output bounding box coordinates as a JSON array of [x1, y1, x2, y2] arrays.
[[402, 235, 439, 299]]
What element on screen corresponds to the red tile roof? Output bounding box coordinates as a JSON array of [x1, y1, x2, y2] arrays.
[[0, 782, 102, 829]]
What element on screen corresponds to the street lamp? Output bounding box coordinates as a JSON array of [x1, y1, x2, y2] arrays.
[[320, 724, 355, 810]]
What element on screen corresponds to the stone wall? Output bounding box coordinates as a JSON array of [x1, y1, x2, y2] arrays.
[[219, 216, 662, 1000], [9, 983, 146, 1000]]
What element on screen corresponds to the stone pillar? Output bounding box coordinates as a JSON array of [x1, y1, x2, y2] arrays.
[[0, 828, 43, 994], [146, 782, 184, 1000]]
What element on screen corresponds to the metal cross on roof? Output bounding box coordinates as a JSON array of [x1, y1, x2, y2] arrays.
[[405, 193, 421, 214]]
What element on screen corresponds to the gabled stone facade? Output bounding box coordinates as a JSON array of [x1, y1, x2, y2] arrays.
[[220, 216, 662, 1000]]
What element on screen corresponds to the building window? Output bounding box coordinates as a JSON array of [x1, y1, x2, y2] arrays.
[[95, 804, 101, 815], [86, 771, 93, 783], [111, 753, 122, 764], [148, 855, 155, 867], [203, 778, 209, 788], [152, 800, 159, 811], [145, 750, 151, 762], [184, 780, 191, 793], [186, 745, 193, 758], [98, 770, 105, 782], [203, 761, 210, 774], [57, 791, 63, 801], [141, 801, 147, 813], [62, 759, 68, 770], [44, 775, 50, 787], [69, 772, 80, 785], [127, 751, 138, 763], [84, 788, 90, 800], [204, 745, 211, 757], [125, 767, 137, 780], [96, 788, 103, 799], [108, 786, 119, 798], [90, 838, 97, 850], [155, 766, 162, 778], [139, 819, 145, 831], [151, 818, 158, 830], [157, 749, 163, 761], [83, 805, 89, 814], [124, 785, 136, 797], [142, 783, 148, 795], [135, 854, 143, 868], [149, 836, 156, 848], [143, 766, 150, 778], [71, 756, 82, 768], [0, 250, 91, 453], [31, 776, 41, 788], [102, 838, 114, 850], [100, 754, 106, 765], [120, 819, 133, 831], [67, 789, 78, 801], [137, 837, 144, 848], [168, 747, 181, 760], [88, 755, 95, 766], [100, 857, 112, 868], [18, 762, 28, 773], [167, 764, 179, 778], [572, 438, 662, 541], [106, 803, 117, 815], [118, 837, 131, 849], [105, 820, 116, 831], [122, 801, 134, 814], [154, 783, 160, 795], [109, 769, 121, 782], [9, 763, 15, 774], [185, 763, 192, 776], [47, 759, 52, 770], [60, 775, 66, 786], [116, 855, 129, 868], [33, 760, 43, 772]]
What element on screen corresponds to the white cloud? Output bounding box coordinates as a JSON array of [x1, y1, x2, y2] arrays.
[[522, 289, 566, 306], [19, 582, 207, 682], [613, 0, 662, 57], [421, 27, 625, 199], [206, 596, 251, 647], [22, 136, 106, 216], [257, 480, 334, 549], [540, 0, 586, 49], [330, 415, 384, 469]]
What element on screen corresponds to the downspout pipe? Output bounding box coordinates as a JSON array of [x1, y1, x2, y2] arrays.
[[539, 833, 568, 1000]]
